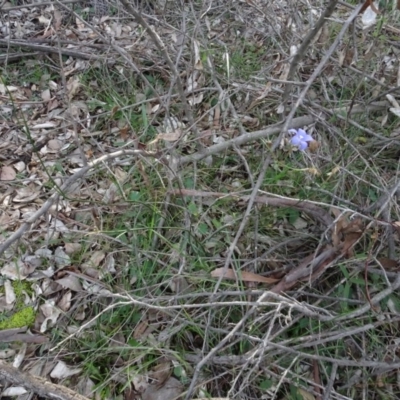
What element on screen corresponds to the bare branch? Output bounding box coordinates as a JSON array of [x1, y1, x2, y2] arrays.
[[0, 361, 90, 400]]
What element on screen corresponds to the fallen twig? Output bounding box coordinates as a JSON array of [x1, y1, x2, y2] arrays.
[[169, 188, 334, 226], [0, 361, 90, 400], [0, 39, 110, 62]]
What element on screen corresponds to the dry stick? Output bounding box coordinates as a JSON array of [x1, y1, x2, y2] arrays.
[[52, 293, 334, 352], [364, 179, 400, 215], [0, 39, 108, 61], [184, 5, 363, 399], [177, 100, 389, 166], [0, 361, 90, 400], [0, 0, 80, 11], [0, 52, 40, 65], [169, 189, 333, 227], [0, 149, 158, 256], [334, 272, 400, 322], [323, 363, 338, 400]]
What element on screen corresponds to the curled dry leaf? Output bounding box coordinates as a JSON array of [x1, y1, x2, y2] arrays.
[[4, 280, 16, 305], [13, 187, 40, 203], [193, 39, 203, 70], [50, 360, 82, 379], [211, 268, 279, 284], [12, 342, 27, 368], [361, 1, 378, 29], [40, 300, 61, 333]]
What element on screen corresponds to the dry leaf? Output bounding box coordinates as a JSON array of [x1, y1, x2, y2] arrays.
[[297, 388, 315, 400], [50, 361, 82, 379], [12, 342, 27, 368], [1, 259, 36, 280], [64, 243, 82, 255], [53, 9, 63, 30], [362, 2, 378, 29], [82, 251, 105, 270], [66, 76, 81, 100], [41, 89, 51, 102], [14, 187, 40, 203], [193, 39, 203, 70], [54, 247, 71, 267], [4, 280, 16, 305], [0, 84, 18, 95], [0, 166, 16, 181], [150, 359, 172, 386], [133, 320, 149, 340], [142, 377, 183, 400], [57, 291, 72, 312], [55, 275, 83, 292], [149, 130, 183, 145], [211, 268, 279, 283], [40, 300, 61, 333], [376, 257, 399, 271], [2, 387, 28, 396]]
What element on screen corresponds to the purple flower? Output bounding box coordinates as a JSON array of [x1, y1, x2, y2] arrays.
[[289, 128, 313, 151]]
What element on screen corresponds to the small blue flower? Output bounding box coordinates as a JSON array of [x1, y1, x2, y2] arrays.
[[289, 128, 313, 151]]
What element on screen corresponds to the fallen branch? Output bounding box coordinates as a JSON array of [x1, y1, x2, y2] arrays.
[[0, 0, 80, 11], [177, 100, 388, 165], [168, 189, 334, 227], [0, 361, 90, 400], [0, 39, 110, 62]]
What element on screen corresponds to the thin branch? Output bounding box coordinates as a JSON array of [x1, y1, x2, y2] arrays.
[[0, 0, 80, 11], [0, 39, 109, 62], [177, 100, 388, 165]]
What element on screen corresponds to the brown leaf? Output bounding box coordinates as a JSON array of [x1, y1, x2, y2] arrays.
[[211, 268, 279, 283], [133, 320, 149, 340], [142, 377, 183, 400], [377, 257, 399, 271], [150, 359, 172, 386], [340, 218, 364, 257]]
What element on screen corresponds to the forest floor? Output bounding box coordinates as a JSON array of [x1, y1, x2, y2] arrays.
[[1, 0, 400, 399]]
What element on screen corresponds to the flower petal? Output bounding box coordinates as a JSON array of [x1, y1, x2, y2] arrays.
[[297, 128, 308, 137], [298, 141, 308, 151], [291, 136, 301, 146], [288, 129, 298, 135]]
